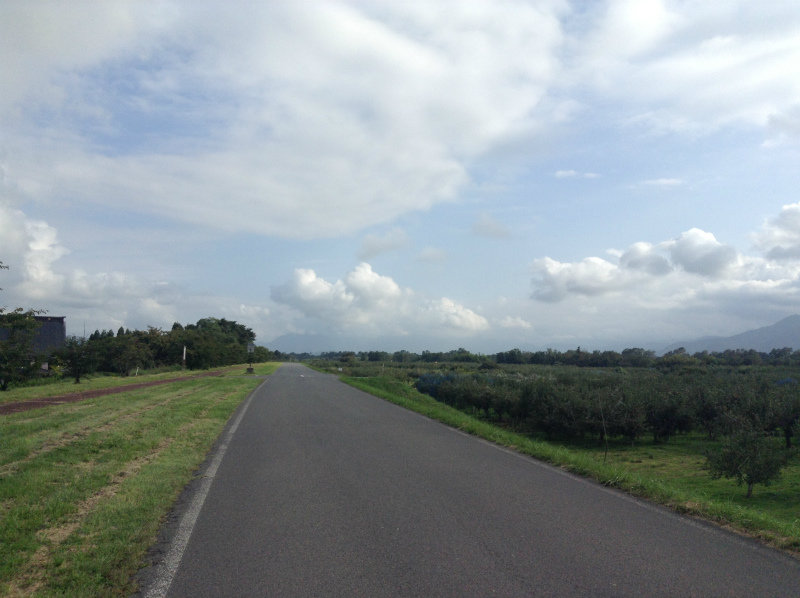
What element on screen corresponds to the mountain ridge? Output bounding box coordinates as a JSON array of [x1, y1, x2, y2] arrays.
[[662, 314, 800, 355]]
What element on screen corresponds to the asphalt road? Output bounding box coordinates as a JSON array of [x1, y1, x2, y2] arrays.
[[148, 363, 800, 597]]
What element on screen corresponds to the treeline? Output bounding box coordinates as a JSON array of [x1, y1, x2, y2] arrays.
[[313, 346, 799, 368], [320, 348, 484, 363], [413, 367, 800, 448], [494, 347, 798, 368], [78, 317, 273, 375]]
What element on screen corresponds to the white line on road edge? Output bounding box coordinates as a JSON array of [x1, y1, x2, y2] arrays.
[[143, 377, 270, 598]]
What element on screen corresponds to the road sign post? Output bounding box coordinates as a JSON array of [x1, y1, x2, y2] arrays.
[[246, 342, 255, 374]]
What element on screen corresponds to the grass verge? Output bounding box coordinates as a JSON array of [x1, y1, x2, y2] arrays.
[[0, 362, 278, 406], [0, 363, 280, 597], [342, 374, 800, 556]]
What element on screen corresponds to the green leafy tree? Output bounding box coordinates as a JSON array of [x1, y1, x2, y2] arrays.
[[1, 262, 46, 390], [705, 427, 795, 497], [111, 336, 153, 376], [0, 307, 43, 391], [58, 336, 97, 383], [252, 346, 273, 362]]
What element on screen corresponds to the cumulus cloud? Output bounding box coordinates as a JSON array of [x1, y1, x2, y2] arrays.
[[424, 298, 490, 333], [271, 263, 488, 335], [529, 200, 800, 345], [663, 229, 738, 277], [532, 227, 742, 302], [618, 242, 673, 276], [357, 227, 408, 260], [531, 256, 629, 302], [0, 202, 277, 338], [0, 203, 67, 300], [472, 213, 511, 239], [753, 202, 800, 260]]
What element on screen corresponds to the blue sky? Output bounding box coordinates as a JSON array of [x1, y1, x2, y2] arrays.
[[2, 0, 800, 353]]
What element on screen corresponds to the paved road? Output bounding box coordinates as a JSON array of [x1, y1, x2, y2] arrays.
[[150, 363, 800, 597]]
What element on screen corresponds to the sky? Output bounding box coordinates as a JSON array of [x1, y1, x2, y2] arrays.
[[2, 0, 800, 354]]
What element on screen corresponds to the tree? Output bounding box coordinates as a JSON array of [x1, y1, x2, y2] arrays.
[[705, 427, 795, 497], [621, 348, 655, 368], [110, 336, 153, 375], [252, 346, 273, 363], [58, 336, 96, 384], [0, 307, 43, 391], [769, 382, 800, 449], [1, 262, 47, 390]]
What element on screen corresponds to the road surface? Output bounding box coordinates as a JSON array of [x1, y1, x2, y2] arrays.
[[142, 363, 800, 597]]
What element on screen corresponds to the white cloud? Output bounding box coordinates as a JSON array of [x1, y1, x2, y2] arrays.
[[358, 227, 408, 260], [0, 2, 149, 116], [618, 242, 672, 276], [555, 170, 599, 179], [498, 316, 532, 330], [2, 1, 565, 239], [424, 298, 490, 333], [532, 227, 742, 302], [0, 203, 67, 300], [472, 212, 511, 239], [529, 203, 800, 346], [271, 262, 488, 335], [0, 202, 278, 339], [531, 256, 630, 302], [662, 228, 738, 277], [573, 1, 800, 134], [753, 201, 800, 260]]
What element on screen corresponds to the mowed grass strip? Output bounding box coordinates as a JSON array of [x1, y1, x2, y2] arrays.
[[0, 365, 253, 406], [342, 375, 800, 555], [0, 363, 279, 597]]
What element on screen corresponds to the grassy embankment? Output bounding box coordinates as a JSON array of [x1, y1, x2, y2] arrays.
[[340, 373, 800, 555], [0, 366, 242, 406], [0, 363, 279, 597]]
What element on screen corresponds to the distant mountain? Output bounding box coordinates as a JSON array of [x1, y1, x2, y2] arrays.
[[662, 315, 800, 355]]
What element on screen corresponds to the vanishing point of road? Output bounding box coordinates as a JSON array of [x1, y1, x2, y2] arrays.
[[141, 363, 800, 597]]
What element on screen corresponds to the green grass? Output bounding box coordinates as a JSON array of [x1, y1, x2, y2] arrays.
[[238, 362, 283, 376], [0, 362, 277, 405], [0, 362, 280, 596], [342, 374, 800, 555]]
